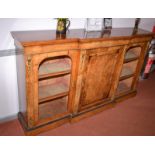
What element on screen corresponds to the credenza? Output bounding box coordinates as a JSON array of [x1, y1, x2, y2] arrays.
[[11, 28, 154, 135]]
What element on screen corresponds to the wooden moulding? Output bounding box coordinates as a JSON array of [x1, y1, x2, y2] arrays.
[[18, 112, 70, 136], [115, 90, 137, 103]]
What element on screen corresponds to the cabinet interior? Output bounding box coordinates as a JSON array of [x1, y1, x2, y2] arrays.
[[124, 46, 141, 63], [116, 77, 134, 95], [38, 56, 71, 120], [39, 57, 71, 79], [39, 96, 68, 119], [120, 60, 138, 80], [117, 46, 141, 95]]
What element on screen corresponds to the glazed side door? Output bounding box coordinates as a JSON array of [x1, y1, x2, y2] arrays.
[[115, 42, 149, 98], [79, 46, 125, 111]]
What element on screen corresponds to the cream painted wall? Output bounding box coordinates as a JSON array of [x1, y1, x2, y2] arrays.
[[0, 56, 19, 119], [0, 18, 86, 50], [0, 18, 155, 120], [0, 18, 155, 50]]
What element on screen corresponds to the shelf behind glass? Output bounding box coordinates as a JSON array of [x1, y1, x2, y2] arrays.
[[39, 96, 68, 120]]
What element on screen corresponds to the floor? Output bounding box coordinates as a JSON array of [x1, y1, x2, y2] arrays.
[[0, 72, 155, 136]]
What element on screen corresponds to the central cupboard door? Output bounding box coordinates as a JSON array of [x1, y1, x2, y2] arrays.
[[79, 46, 124, 110]]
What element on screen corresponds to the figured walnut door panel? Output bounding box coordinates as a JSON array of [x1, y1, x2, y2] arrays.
[[80, 46, 124, 110]]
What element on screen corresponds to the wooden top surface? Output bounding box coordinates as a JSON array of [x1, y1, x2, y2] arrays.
[[11, 28, 154, 47]]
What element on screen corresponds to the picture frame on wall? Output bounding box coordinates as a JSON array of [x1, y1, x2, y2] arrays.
[[85, 18, 104, 32], [104, 18, 112, 29]]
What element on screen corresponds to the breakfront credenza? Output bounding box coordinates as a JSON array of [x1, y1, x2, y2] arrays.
[[11, 28, 153, 135]]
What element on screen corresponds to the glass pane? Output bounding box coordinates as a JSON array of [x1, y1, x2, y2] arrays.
[[39, 57, 71, 77], [125, 47, 141, 62], [116, 77, 134, 95], [39, 74, 70, 102], [120, 60, 138, 79], [39, 96, 68, 119]]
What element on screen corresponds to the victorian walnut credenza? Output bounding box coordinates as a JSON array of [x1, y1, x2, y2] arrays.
[[11, 28, 154, 135]]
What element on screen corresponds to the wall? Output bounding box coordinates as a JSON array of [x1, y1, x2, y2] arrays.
[[0, 18, 155, 120], [0, 56, 19, 120], [0, 18, 86, 50], [1, 18, 155, 50]]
